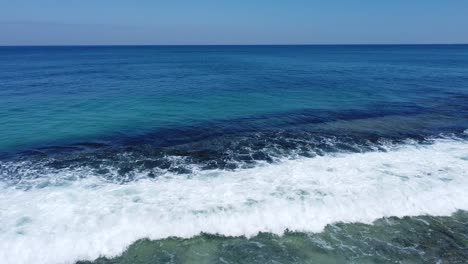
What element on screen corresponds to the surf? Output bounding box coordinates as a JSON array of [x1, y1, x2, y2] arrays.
[[1, 137, 467, 264]]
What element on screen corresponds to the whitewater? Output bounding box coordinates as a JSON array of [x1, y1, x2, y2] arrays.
[[0, 137, 467, 264]]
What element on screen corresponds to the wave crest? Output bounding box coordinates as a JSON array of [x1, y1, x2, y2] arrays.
[[0, 138, 467, 264]]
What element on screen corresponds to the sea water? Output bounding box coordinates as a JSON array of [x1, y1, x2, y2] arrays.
[[0, 45, 467, 263]]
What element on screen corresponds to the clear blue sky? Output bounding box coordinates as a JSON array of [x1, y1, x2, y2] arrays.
[[1, 0, 467, 45]]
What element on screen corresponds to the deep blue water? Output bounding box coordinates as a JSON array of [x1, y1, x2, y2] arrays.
[[1, 45, 467, 153], [0, 45, 468, 264]]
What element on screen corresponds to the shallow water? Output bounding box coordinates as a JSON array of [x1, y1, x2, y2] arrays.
[[79, 211, 468, 264]]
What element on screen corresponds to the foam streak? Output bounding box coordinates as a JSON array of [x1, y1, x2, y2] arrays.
[[0, 139, 467, 264]]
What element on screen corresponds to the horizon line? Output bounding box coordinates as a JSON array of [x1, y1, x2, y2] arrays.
[[1, 43, 468, 47]]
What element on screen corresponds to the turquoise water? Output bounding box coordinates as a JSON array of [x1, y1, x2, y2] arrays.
[[0, 45, 468, 264], [1, 45, 467, 151]]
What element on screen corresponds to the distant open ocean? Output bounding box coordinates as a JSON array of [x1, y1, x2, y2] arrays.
[[1, 45, 468, 264]]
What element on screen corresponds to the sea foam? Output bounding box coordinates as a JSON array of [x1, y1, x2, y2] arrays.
[[0, 138, 467, 264]]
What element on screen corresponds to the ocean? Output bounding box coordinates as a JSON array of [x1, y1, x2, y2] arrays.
[[0, 45, 467, 264]]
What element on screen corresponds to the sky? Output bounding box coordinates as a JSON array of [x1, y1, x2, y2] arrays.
[[0, 0, 467, 45]]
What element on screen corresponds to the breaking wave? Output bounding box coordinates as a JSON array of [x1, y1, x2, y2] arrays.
[[1, 137, 467, 264]]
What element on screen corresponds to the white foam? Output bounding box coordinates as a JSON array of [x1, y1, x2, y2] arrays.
[[1, 138, 468, 264]]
